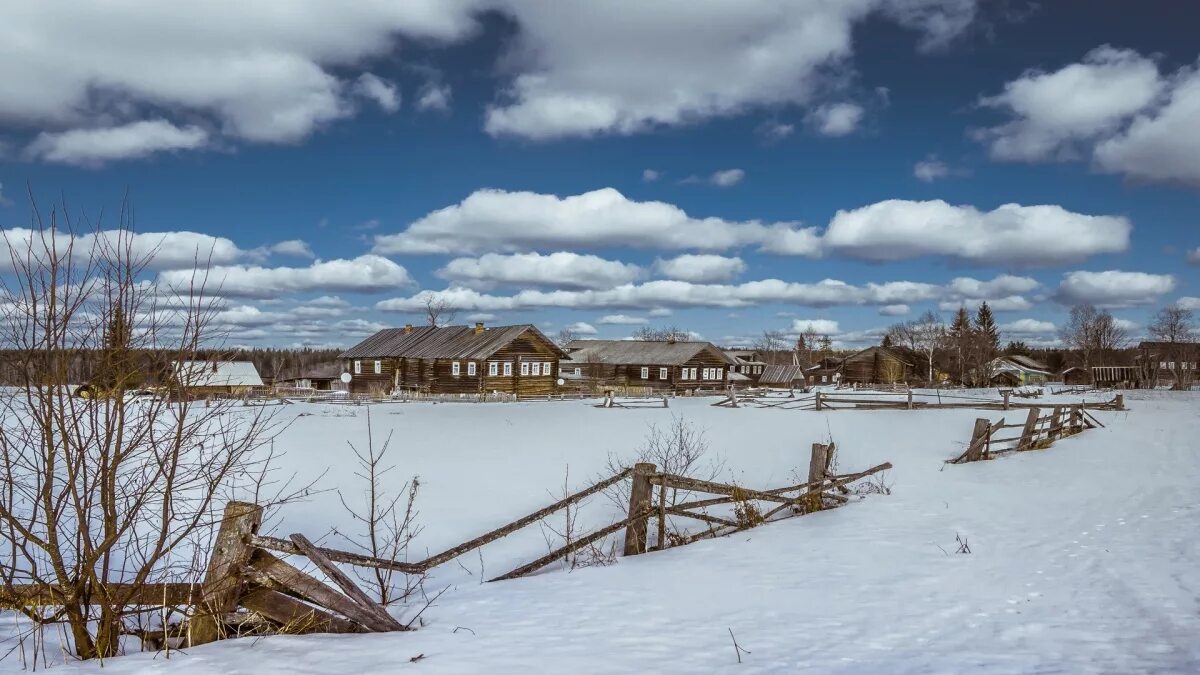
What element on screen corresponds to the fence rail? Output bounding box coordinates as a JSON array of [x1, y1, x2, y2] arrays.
[[946, 403, 1109, 464]]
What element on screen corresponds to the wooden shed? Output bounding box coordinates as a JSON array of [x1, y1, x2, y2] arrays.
[[1060, 367, 1091, 386], [172, 360, 264, 397], [339, 322, 566, 397], [757, 364, 810, 389], [274, 362, 345, 391], [561, 339, 735, 393], [838, 346, 915, 385]]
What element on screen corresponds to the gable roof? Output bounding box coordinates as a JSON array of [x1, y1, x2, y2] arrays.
[[842, 345, 916, 367], [992, 355, 1051, 374], [758, 364, 809, 385], [562, 339, 736, 366], [340, 324, 566, 360], [277, 361, 344, 382], [173, 361, 263, 387]]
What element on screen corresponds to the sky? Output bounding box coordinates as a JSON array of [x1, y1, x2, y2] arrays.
[[0, 0, 1196, 349]]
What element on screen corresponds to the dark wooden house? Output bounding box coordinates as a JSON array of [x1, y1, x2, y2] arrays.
[[275, 362, 345, 391], [340, 323, 566, 397], [838, 346, 916, 385], [758, 364, 810, 389], [562, 339, 735, 393], [724, 349, 767, 385]]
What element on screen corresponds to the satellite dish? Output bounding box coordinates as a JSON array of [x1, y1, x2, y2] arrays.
[[557, 378, 565, 386], [340, 372, 352, 384]]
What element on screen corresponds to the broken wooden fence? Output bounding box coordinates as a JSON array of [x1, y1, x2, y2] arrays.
[[597, 392, 670, 409], [716, 390, 1125, 414], [946, 403, 1110, 464]]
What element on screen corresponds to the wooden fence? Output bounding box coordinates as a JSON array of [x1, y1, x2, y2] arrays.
[[716, 389, 1125, 414], [946, 403, 1109, 464], [2, 444, 891, 649]]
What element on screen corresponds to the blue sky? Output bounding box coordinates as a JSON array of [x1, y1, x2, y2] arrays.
[[0, 1, 1196, 348]]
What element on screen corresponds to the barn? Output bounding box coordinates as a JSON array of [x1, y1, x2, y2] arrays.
[[172, 360, 264, 397], [757, 364, 810, 389], [561, 339, 735, 393], [839, 346, 916, 385], [274, 362, 345, 392], [340, 323, 566, 397]]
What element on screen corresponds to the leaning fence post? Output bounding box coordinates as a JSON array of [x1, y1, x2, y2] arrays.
[[964, 418, 990, 462], [1068, 404, 1083, 435], [190, 501, 263, 646], [805, 443, 830, 511], [1048, 405, 1065, 441], [1018, 406, 1040, 450], [623, 463, 656, 556]]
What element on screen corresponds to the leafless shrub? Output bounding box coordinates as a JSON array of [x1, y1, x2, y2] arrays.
[[333, 408, 423, 606], [853, 471, 893, 496], [602, 415, 725, 509], [955, 533, 972, 554]]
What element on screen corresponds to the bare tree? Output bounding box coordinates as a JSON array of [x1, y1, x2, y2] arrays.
[[421, 292, 458, 328], [631, 324, 690, 342], [888, 311, 943, 382], [1147, 305, 1197, 389], [1060, 304, 1128, 373], [554, 327, 581, 348], [0, 202, 284, 659], [753, 329, 788, 365]]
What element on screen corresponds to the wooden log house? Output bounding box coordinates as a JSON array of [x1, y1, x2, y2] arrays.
[[339, 323, 566, 397], [561, 339, 735, 393], [838, 346, 917, 385]]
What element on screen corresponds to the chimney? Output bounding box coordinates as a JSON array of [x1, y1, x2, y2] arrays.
[[474, 322, 485, 335], [404, 324, 413, 334]]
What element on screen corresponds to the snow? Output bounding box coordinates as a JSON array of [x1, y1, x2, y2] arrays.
[[6, 390, 1200, 673]]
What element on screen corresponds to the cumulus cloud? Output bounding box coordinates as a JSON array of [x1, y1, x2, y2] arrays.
[[1176, 297, 1200, 311], [946, 274, 1039, 298], [757, 121, 796, 143], [466, 312, 499, 322], [807, 102, 864, 136], [1189, 248, 1200, 264], [653, 254, 746, 283], [373, 187, 821, 256], [1055, 270, 1175, 308], [24, 120, 208, 166], [979, 45, 1200, 186], [416, 82, 453, 112], [269, 239, 316, 258], [913, 155, 967, 182], [598, 314, 649, 325], [0, 228, 250, 271], [160, 255, 413, 298], [353, 73, 401, 113], [710, 169, 745, 187], [999, 318, 1056, 335], [642, 169, 660, 182], [377, 277, 942, 313], [437, 251, 641, 290], [878, 304, 910, 316], [564, 321, 597, 335], [823, 199, 1130, 265], [791, 319, 840, 334], [482, 1, 973, 139]]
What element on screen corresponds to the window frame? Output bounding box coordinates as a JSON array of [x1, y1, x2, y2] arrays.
[[659, 367, 668, 380], [489, 361, 499, 377], [520, 361, 530, 376], [354, 360, 362, 375], [468, 361, 477, 376], [452, 361, 461, 376], [640, 366, 649, 379], [503, 362, 513, 376]]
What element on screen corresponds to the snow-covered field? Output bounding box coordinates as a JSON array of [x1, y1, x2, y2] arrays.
[[8, 389, 1200, 674]]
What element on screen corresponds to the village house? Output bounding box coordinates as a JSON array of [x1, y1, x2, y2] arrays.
[[724, 349, 767, 385], [172, 360, 264, 397], [807, 356, 843, 385], [340, 323, 565, 397], [562, 339, 735, 393], [1136, 340, 1199, 389], [988, 355, 1053, 386], [838, 346, 917, 385], [274, 362, 346, 392]]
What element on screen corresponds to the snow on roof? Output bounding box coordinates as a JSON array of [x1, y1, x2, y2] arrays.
[[173, 360, 263, 387]]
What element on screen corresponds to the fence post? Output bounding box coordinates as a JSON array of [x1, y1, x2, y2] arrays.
[[1002, 390, 1010, 410], [815, 391, 823, 411], [805, 443, 830, 511], [190, 501, 263, 646], [1115, 393, 1124, 410], [623, 463, 656, 556], [1068, 404, 1083, 435], [964, 418, 990, 462], [1048, 405, 1065, 441], [1017, 406, 1040, 450], [906, 390, 913, 410]]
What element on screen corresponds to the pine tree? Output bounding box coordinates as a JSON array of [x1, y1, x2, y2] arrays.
[[881, 333, 893, 348], [975, 302, 1000, 352], [946, 307, 972, 384]]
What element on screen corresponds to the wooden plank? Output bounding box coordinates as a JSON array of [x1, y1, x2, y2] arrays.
[[191, 501, 263, 646], [489, 512, 646, 582], [672, 464, 892, 510], [239, 587, 366, 634], [963, 418, 990, 463], [0, 583, 199, 609], [623, 463, 656, 556], [249, 535, 424, 574], [1048, 405, 1065, 441], [1017, 407, 1041, 451], [288, 534, 404, 631], [418, 467, 634, 570], [662, 506, 738, 528], [246, 550, 400, 632]]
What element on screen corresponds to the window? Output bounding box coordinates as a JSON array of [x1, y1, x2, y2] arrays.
[[521, 361, 530, 376], [504, 362, 513, 376], [354, 360, 362, 374], [822, 375, 828, 383], [640, 366, 649, 379], [716, 367, 723, 379], [660, 367, 668, 380], [574, 367, 581, 376], [468, 361, 477, 376], [374, 360, 381, 374], [452, 361, 461, 376], [531, 362, 541, 376], [702, 368, 711, 380], [489, 361, 498, 376]]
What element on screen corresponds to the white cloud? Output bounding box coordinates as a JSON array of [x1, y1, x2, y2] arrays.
[[1055, 270, 1175, 308], [648, 308, 673, 317], [437, 251, 641, 290], [642, 169, 660, 182], [466, 312, 499, 322], [653, 254, 745, 283], [377, 277, 942, 313], [938, 296, 1033, 312], [160, 255, 413, 298], [481, 1, 973, 139], [710, 169, 745, 187], [999, 318, 1056, 335], [807, 102, 864, 136], [0, 228, 250, 271], [24, 120, 208, 166], [373, 187, 821, 256], [946, 275, 1039, 298], [757, 121, 796, 142], [824, 199, 1130, 265], [416, 82, 453, 112], [353, 73, 401, 113], [878, 304, 910, 316], [913, 155, 958, 182], [791, 319, 840, 334], [979, 46, 1200, 186], [1176, 297, 1200, 311], [269, 239, 316, 258], [598, 314, 649, 325], [564, 321, 597, 336], [1189, 248, 1200, 264]]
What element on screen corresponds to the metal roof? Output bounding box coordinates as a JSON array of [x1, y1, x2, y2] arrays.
[[173, 361, 263, 387], [340, 324, 566, 360], [758, 364, 809, 385], [562, 339, 735, 366]]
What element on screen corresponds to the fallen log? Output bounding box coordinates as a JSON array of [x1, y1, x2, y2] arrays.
[[288, 533, 404, 631], [239, 587, 366, 635], [250, 535, 424, 575], [245, 550, 403, 632]]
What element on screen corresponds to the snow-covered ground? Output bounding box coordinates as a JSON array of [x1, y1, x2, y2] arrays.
[[7, 389, 1200, 673]]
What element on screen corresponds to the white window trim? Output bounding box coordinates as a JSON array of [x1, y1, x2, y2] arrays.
[[640, 366, 649, 379], [489, 361, 498, 376], [354, 360, 362, 374], [531, 362, 541, 376], [374, 360, 381, 374], [520, 361, 530, 376], [574, 367, 581, 376], [504, 362, 513, 376], [659, 367, 668, 380], [468, 361, 477, 376], [452, 361, 461, 376]]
